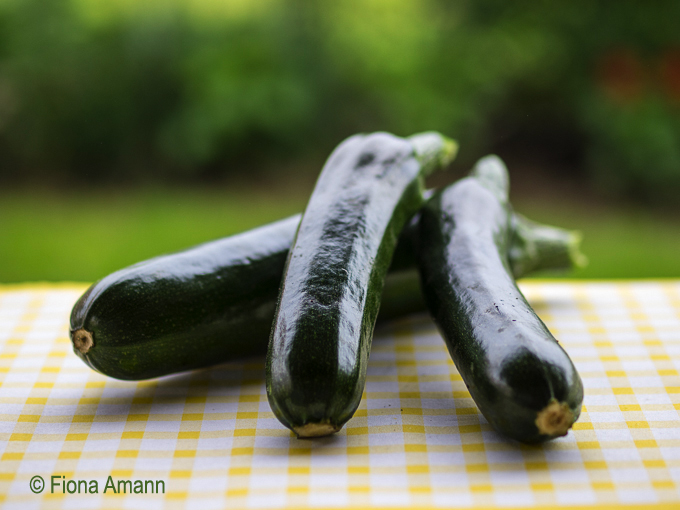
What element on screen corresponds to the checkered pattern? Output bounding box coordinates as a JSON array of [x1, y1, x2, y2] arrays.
[[1, 281, 680, 509]]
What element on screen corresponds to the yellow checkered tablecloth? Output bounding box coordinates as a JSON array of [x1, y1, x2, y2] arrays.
[[1, 281, 680, 509]]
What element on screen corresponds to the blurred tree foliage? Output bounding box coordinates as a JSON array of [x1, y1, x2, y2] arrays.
[[0, 0, 678, 198]]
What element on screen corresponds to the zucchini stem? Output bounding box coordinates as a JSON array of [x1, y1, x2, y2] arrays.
[[535, 399, 574, 437], [568, 231, 589, 269], [294, 423, 340, 439], [408, 132, 458, 177], [72, 329, 94, 354]]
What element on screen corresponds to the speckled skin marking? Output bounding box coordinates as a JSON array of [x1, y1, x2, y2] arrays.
[[417, 156, 584, 444]]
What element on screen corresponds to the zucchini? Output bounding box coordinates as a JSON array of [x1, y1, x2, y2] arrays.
[[417, 155, 584, 443], [69, 198, 584, 382], [266, 131, 457, 438], [70, 215, 298, 381]]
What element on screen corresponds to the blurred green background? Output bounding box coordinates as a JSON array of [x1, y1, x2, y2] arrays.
[[0, 0, 679, 283]]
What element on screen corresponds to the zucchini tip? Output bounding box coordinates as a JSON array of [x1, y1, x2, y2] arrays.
[[294, 422, 340, 439], [408, 132, 458, 176], [72, 329, 94, 354], [535, 399, 575, 438], [568, 231, 589, 268]]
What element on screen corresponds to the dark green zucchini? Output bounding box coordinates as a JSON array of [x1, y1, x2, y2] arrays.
[[266, 131, 457, 438], [70, 215, 299, 380], [417, 155, 584, 443]]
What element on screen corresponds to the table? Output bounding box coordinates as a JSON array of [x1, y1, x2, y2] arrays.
[[1, 281, 680, 509]]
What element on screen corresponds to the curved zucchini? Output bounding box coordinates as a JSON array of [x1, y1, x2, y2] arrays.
[[267, 131, 457, 438], [417, 155, 584, 443], [70, 215, 298, 380]]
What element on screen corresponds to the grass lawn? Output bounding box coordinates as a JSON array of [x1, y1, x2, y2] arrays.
[[513, 195, 680, 280], [0, 185, 309, 284], [1, 182, 678, 283]]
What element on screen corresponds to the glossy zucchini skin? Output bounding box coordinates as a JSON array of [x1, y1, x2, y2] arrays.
[[417, 156, 584, 443], [267, 132, 457, 437]]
